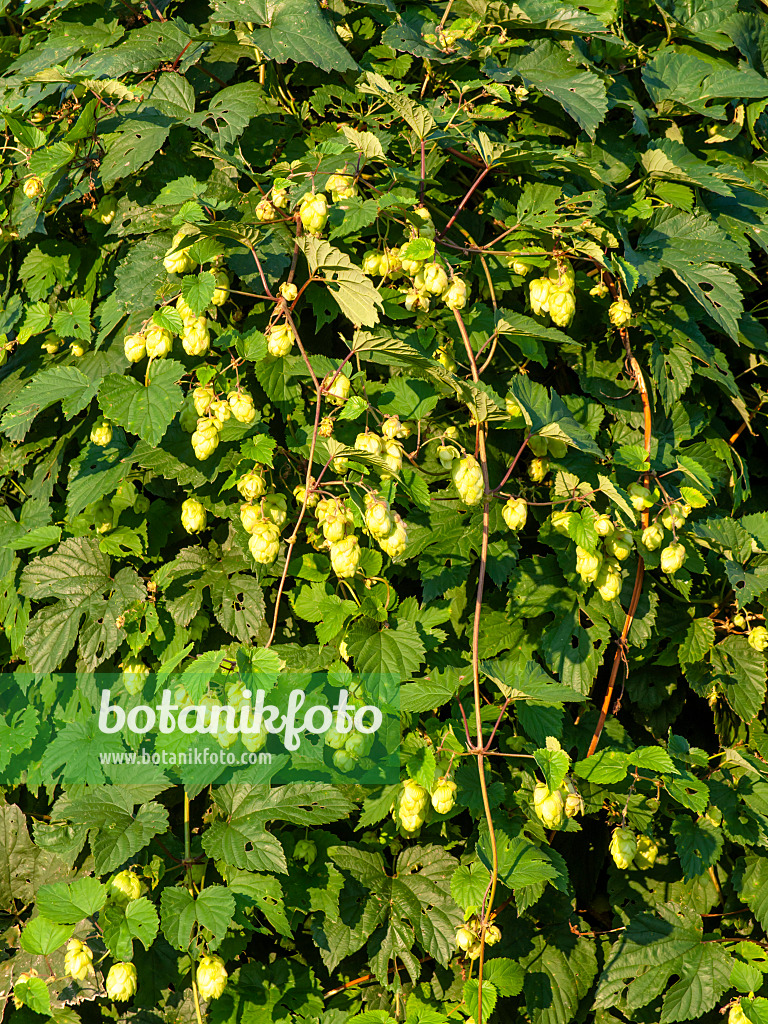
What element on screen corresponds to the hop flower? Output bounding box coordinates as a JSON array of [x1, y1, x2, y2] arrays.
[[181, 497, 207, 534], [381, 415, 401, 440], [437, 444, 459, 470], [42, 338, 62, 354], [211, 399, 230, 427], [749, 626, 768, 652], [548, 290, 576, 327], [576, 546, 602, 583], [124, 332, 146, 363], [605, 529, 633, 561], [65, 938, 93, 981], [23, 175, 44, 198], [228, 391, 256, 424], [486, 924, 502, 946], [660, 541, 686, 575], [381, 439, 403, 478], [191, 418, 220, 460], [528, 456, 550, 483], [590, 280, 609, 298], [329, 534, 360, 578], [634, 835, 659, 869], [442, 277, 468, 309], [108, 869, 142, 903], [106, 962, 137, 1001], [267, 322, 293, 357], [411, 205, 435, 239], [365, 496, 394, 539], [326, 173, 356, 201], [641, 523, 665, 551], [279, 281, 298, 302], [627, 482, 658, 511], [90, 417, 113, 446], [237, 469, 266, 501], [163, 226, 197, 275], [456, 926, 475, 952], [502, 497, 527, 531], [594, 514, 614, 537], [145, 324, 173, 359], [262, 493, 287, 528], [122, 659, 149, 696], [661, 503, 687, 530], [422, 262, 449, 295], [196, 956, 228, 1001], [294, 839, 318, 865], [609, 298, 632, 326], [435, 342, 456, 371], [397, 779, 429, 832], [255, 196, 278, 222], [562, 777, 583, 818], [729, 1001, 751, 1024], [293, 480, 318, 507], [595, 560, 622, 601], [431, 779, 457, 815], [300, 193, 328, 235], [210, 270, 230, 306], [192, 386, 214, 416], [181, 317, 210, 356], [249, 521, 281, 565], [321, 500, 353, 542], [355, 432, 382, 457], [323, 372, 350, 405], [609, 826, 637, 869], [547, 260, 575, 290], [533, 782, 566, 830], [333, 748, 357, 772], [379, 514, 408, 558], [272, 187, 288, 209], [529, 277, 551, 315], [452, 455, 484, 505], [70, 341, 87, 357], [511, 258, 532, 276], [550, 509, 572, 535]]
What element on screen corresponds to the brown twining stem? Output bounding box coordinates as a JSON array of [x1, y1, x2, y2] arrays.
[[437, 165, 491, 241], [452, 307, 498, 1024], [586, 272, 652, 758]]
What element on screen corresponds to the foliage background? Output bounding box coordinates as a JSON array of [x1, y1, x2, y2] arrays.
[[2, 0, 768, 1022]]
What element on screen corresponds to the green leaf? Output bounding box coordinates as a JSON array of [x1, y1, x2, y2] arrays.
[[20, 915, 73, 955], [103, 896, 160, 960], [12, 975, 52, 1016], [182, 272, 216, 314], [100, 119, 171, 184], [160, 885, 236, 949], [35, 877, 107, 923], [345, 618, 425, 679], [679, 618, 716, 665], [99, 359, 184, 446], [671, 815, 724, 880], [0, 367, 94, 441], [300, 237, 383, 327], [464, 979, 497, 1021], [484, 957, 525, 997]]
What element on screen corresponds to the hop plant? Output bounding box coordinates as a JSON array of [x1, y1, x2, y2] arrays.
[[379, 513, 408, 558], [65, 938, 93, 981], [660, 541, 686, 575], [431, 778, 457, 814], [609, 298, 632, 326], [210, 399, 231, 428], [529, 277, 551, 315], [365, 495, 394, 539], [249, 521, 281, 565], [300, 193, 328, 235], [502, 497, 527, 531], [442, 277, 468, 309], [267, 322, 293, 357], [605, 529, 633, 561], [533, 782, 566, 830], [628, 482, 658, 511], [193, 385, 214, 416], [528, 456, 550, 482], [576, 546, 602, 583], [633, 835, 659, 869], [145, 324, 173, 359], [661, 503, 688, 530], [381, 439, 403, 478], [210, 270, 230, 306], [326, 173, 356, 201], [485, 924, 502, 946], [595, 560, 623, 601], [181, 497, 207, 534], [294, 838, 318, 864], [452, 454, 484, 505], [108, 869, 143, 903], [279, 281, 298, 302], [748, 626, 768, 652], [124, 332, 146, 362], [729, 1001, 751, 1024], [255, 196, 278, 222], [237, 469, 266, 501], [90, 417, 113, 446], [456, 925, 475, 953], [594, 514, 614, 537], [163, 226, 197, 275], [42, 338, 62, 354], [437, 444, 459, 470], [122, 658, 149, 696], [191, 418, 220, 460], [548, 290, 576, 327], [411, 205, 435, 239], [610, 826, 637, 869], [329, 534, 360, 578], [181, 316, 210, 356], [70, 341, 88, 357], [105, 962, 137, 1001], [355, 432, 382, 457], [381, 415, 401, 440], [641, 523, 665, 551], [262, 493, 287, 528], [422, 262, 449, 295], [196, 956, 228, 1001], [228, 390, 256, 423], [23, 175, 44, 198], [551, 509, 572, 534], [562, 777, 583, 818], [548, 260, 575, 290], [397, 778, 429, 832], [323, 372, 350, 405]]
